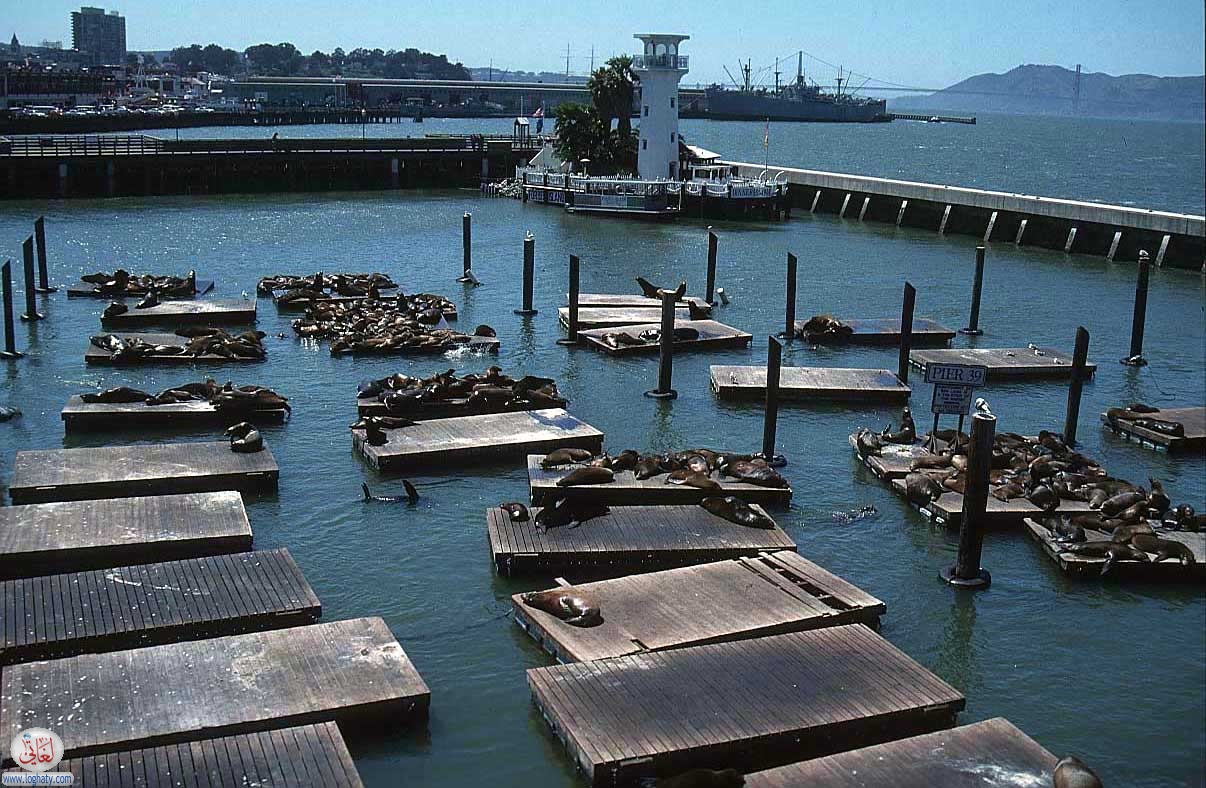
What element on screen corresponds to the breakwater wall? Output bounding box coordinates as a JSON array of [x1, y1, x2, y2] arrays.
[[726, 160, 1205, 271]]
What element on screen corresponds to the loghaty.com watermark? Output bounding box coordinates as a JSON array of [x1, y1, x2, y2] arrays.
[[4, 729, 73, 785]]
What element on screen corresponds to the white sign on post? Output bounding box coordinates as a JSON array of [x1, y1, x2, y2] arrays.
[[932, 383, 975, 415]]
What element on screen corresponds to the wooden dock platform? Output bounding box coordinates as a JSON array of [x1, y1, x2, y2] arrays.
[[578, 320, 753, 356], [711, 365, 910, 403], [511, 552, 883, 661], [8, 441, 279, 504], [573, 293, 710, 310], [559, 306, 690, 330], [85, 333, 266, 365], [909, 347, 1097, 380], [357, 393, 566, 419], [101, 299, 257, 327], [888, 478, 1094, 527], [488, 504, 795, 576], [1101, 406, 1206, 453], [67, 279, 215, 298], [0, 617, 430, 761], [848, 434, 938, 480], [1024, 519, 1205, 582], [796, 317, 955, 346], [42, 723, 365, 788], [528, 455, 793, 507], [0, 548, 320, 664], [278, 294, 458, 320], [745, 718, 1056, 788], [62, 394, 288, 431], [527, 624, 965, 786], [0, 492, 253, 580], [334, 335, 499, 357], [353, 409, 603, 471]]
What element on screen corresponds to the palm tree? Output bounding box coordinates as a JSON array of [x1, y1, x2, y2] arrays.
[[587, 56, 635, 135]]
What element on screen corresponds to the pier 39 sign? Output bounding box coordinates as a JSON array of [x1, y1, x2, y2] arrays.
[[925, 363, 988, 416]]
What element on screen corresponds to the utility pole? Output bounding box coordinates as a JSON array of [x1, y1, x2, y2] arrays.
[[590, 46, 595, 72], [1073, 63, 1082, 114], [566, 44, 571, 79]]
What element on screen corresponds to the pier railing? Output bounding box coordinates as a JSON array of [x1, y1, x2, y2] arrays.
[[3, 135, 166, 157], [0, 134, 543, 158]]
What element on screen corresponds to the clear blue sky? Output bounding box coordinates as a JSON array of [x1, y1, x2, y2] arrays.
[[10, 0, 1205, 88]]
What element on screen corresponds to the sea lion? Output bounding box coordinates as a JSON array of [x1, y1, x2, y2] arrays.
[[80, 386, 152, 404], [1106, 403, 1159, 422], [701, 496, 775, 529], [556, 466, 615, 487], [226, 422, 263, 453], [1130, 534, 1197, 565], [798, 314, 853, 339], [991, 482, 1026, 501], [609, 449, 640, 472], [831, 505, 878, 523], [667, 470, 721, 490], [534, 496, 610, 531], [1100, 491, 1146, 517], [1027, 484, 1060, 512], [635, 455, 663, 479], [687, 300, 712, 320], [362, 481, 419, 504], [635, 276, 662, 299], [854, 428, 883, 458], [910, 452, 952, 470], [1052, 755, 1103, 788], [1061, 541, 1151, 575], [541, 448, 594, 468], [136, 291, 159, 309], [473, 324, 496, 337], [0, 405, 21, 422], [655, 768, 744, 788], [1043, 516, 1086, 543], [102, 302, 129, 319], [905, 472, 947, 505], [881, 406, 916, 444], [362, 417, 390, 446], [1133, 417, 1184, 437], [520, 589, 602, 628], [1110, 522, 1156, 542], [721, 459, 788, 488], [1148, 479, 1171, 515], [499, 502, 529, 522]]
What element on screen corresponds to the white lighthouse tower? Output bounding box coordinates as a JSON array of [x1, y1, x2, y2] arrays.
[[632, 33, 689, 181]]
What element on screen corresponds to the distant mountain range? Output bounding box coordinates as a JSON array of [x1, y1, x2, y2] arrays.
[[890, 64, 1205, 121]]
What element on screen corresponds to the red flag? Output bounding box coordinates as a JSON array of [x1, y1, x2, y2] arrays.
[[532, 106, 544, 118]]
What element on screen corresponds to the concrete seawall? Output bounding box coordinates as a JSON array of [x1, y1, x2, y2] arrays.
[[725, 160, 1205, 271]]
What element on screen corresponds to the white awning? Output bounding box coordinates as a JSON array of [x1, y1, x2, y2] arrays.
[[685, 144, 721, 162]]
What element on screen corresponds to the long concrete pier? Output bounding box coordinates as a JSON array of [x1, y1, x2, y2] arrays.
[[726, 160, 1206, 270]]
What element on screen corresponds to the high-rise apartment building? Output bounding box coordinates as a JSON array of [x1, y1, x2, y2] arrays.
[[71, 7, 126, 66]]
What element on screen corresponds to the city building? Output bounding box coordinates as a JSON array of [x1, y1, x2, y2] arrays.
[[71, 7, 126, 66]]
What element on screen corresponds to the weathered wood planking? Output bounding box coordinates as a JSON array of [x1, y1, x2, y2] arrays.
[[62, 394, 287, 431], [578, 319, 752, 356], [0, 617, 430, 761], [333, 335, 499, 357], [353, 409, 603, 471], [67, 279, 215, 298], [888, 478, 1094, 527], [8, 441, 279, 504], [528, 624, 965, 786], [101, 299, 257, 327], [1024, 519, 1205, 582], [40, 723, 366, 788], [796, 317, 955, 346], [528, 455, 793, 506], [847, 434, 937, 480], [0, 492, 253, 580], [357, 394, 566, 419], [1101, 407, 1206, 453], [572, 293, 710, 310], [559, 306, 690, 330], [85, 333, 266, 365], [745, 718, 1056, 788], [909, 347, 1097, 380], [488, 504, 795, 576], [511, 552, 883, 661], [711, 365, 910, 403], [0, 548, 321, 664]]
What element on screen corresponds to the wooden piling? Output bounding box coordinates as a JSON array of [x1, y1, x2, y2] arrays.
[[706, 230, 718, 304], [1063, 326, 1091, 446], [557, 255, 581, 345], [457, 211, 472, 281], [783, 252, 797, 339], [1, 261, 21, 359], [960, 246, 985, 335], [943, 411, 994, 588], [645, 290, 678, 399], [1122, 251, 1150, 365], [33, 217, 55, 293], [515, 232, 537, 315], [20, 237, 42, 321], [897, 281, 916, 383], [761, 336, 783, 462]]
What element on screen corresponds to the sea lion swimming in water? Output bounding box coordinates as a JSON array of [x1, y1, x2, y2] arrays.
[[0, 405, 20, 422], [701, 496, 775, 529], [226, 422, 263, 453], [498, 502, 529, 522], [362, 480, 419, 504], [655, 768, 744, 788], [520, 588, 602, 628], [1052, 755, 1103, 788], [541, 447, 594, 468], [556, 466, 615, 487]]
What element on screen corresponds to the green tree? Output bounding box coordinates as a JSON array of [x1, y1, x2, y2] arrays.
[[588, 55, 635, 135], [552, 102, 605, 171]]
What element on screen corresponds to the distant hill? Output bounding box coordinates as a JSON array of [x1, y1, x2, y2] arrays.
[[890, 64, 1205, 121]]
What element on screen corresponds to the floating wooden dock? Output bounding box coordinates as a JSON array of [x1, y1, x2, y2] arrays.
[[0, 548, 320, 664], [334, 335, 499, 357], [0, 492, 253, 580], [357, 393, 566, 419], [8, 441, 279, 504], [559, 306, 690, 330], [488, 504, 795, 576], [67, 279, 215, 298], [62, 395, 288, 431], [0, 617, 430, 761], [796, 317, 954, 346], [85, 333, 266, 365], [353, 409, 603, 471], [745, 718, 1056, 788], [528, 624, 965, 786], [711, 365, 910, 403], [888, 478, 1094, 527], [1024, 519, 1205, 582], [578, 319, 753, 356], [848, 434, 939, 480], [909, 347, 1096, 380], [1101, 406, 1206, 453], [101, 299, 257, 327], [45, 723, 365, 788], [275, 294, 457, 320], [528, 455, 793, 506], [512, 552, 883, 661], [573, 293, 710, 310]]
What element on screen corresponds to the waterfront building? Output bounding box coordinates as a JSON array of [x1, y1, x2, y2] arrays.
[[71, 6, 126, 67]]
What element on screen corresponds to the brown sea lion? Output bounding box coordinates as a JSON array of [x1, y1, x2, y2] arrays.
[[722, 459, 788, 488], [556, 466, 615, 487], [1061, 541, 1151, 575], [1147, 479, 1171, 515], [80, 386, 152, 404], [499, 502, 529, 522], [1130, 534, 1197, 565], [854, 428, 883, 458], [1052, 755, 1103, 788], [1110, 522, 1156, 543], [1101, 491, 1146, 517], [881, 406, 916, 444], [534, 496, 610, 531], [520, 589, 602, 628], [226, 421, 263, 453], [1043, 516, 1086, 543], [667, 470, 721, 490], [541, 448, 594, 468], [991, 482, 1026, 501], [701, 496, 776, 529], [1027, 484, 1061, 512], [904, 472, 946, 505]]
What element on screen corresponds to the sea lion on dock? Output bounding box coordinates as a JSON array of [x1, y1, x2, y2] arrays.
[[520, 588, 602, 628], [655, 768, 744, 788], [362, 481, 419, 504], [667, 470, 721, 490], [1130, 534, 1196, 565], [1043, 516, 1086, 543], [556, 466, 615, 487], [1133, 417, 1185, 437], [720, 459, 788, 488], [854, 428, 883, 458], [991, 482, 1026, 501], [534, 496, 610, 531], [361, 417, 390, 446], [226, 422, 263, 453], [635, 276, 662, 299], [1061, 541, 1150, 576], [1052, 755, 1103, 788], [80, 386, 152, 404], [797, 314, 853, 340], [102, 302, 128, 319], [701, 496, 775, 529], [541, 448, 594, 468], [1148, 479, 1171, 515], [1110, 522, 1156, 542], [499, 502, 529, 522], [136, 290, 159, 309], [1027, 484, 1060, 512], [1100, 491, 1146, 517], [904, 472, 946, 505], [687, 300, 712, 320], [881, 407, 916, 444]]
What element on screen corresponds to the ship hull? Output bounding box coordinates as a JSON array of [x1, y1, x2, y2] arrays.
[[704, 92, 889, 123]]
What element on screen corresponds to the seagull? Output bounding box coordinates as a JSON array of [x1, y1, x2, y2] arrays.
[[975, 397, 992, 415], [241, 290, 250, 299]]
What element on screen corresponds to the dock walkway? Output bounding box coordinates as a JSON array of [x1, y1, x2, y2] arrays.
[[712, 365, 910, 404], [795, 317, 954, 346], [1024, 519, 1205, 582], [101, 299, 256, 327], [909, 347, 1096, 380], [85, 332, 266, 365], [62, 394, 288, 431], [573, 293, 710, 310], [528, 624, 964, 785], [357, 394, 566, 419], [512, 552, 883, 661], [889, 478, 1093, 527], [1101, 406, 1206, 453], [559, 306, 690, 330], [578, 319, 752, 355], [8, 441, 279, 504], [0, 548, 320, 664]]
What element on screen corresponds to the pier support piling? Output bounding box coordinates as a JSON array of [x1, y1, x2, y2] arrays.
[[942, 409, 994, 589], [1121, 251, 1150, 366], [1063, 227, 1077, 253], [1063, 327, 1091, 446], [33, 217, 55, 293], [896, 200, 908, 226], [1107, 231, 1122, 262], [759, 336, 786, 466], [1015, 219, 1028, 246], [557, 255, 581, 346], [982, 211, 998, 242], [781, 252, 797, 340], [897, 281, 916, 384], [960, 245, 986, 335], [457, 212, 473, 282], [939, 205, 952, 234], [858, 196, 870, 221], [514, 232, 538, 316], [644, 290, 678, 400], [1155, 234, 1171, 267], [19, 237, 43, 321], [840, 193, 852, 218], [809, 191, 821, 213], [1, 261, 22, 359], [705, 230, 718, 305]]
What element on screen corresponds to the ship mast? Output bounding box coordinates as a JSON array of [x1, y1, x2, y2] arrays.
[[796, 51, 803, 88]]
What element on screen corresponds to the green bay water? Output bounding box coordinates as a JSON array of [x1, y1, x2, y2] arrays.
[[0, 115, 1204, 787]]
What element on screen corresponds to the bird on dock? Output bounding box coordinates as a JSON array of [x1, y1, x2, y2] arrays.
[[241, 290, 250, 299]]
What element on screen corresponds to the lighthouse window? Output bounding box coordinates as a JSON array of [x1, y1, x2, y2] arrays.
[[643, 105, 649, 117], [670, 97, 675, 108], [642, 139, 647, 150], [670, 133, 675, 143]]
